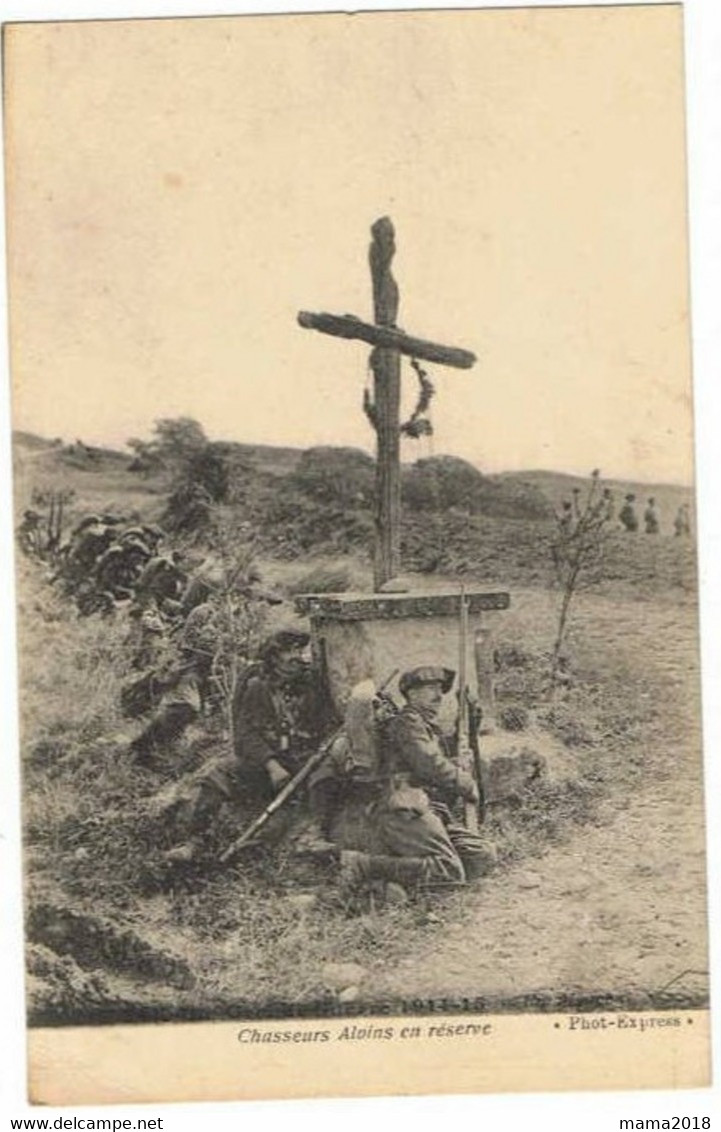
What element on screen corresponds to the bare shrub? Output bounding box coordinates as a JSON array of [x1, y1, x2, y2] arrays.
[[550, 470, 612, 686]]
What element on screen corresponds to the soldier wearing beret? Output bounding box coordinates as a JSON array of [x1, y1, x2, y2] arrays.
[[338, 666, 489, 893]]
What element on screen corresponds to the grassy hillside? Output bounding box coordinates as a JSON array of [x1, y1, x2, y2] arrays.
[[12, 431, 696, 601]]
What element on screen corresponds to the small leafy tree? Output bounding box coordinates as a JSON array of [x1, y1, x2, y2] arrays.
[[151, 417, 208, 473], [127, 417, 207, 479], [550, 470, 612, 686], [127, 437, 164, 476], [127, 418, 231, 534]]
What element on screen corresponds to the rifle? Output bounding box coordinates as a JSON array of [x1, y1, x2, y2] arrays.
[[457, 587, 480, 833], [219, 739, 334, 863], [219, 667, 399, 864], [468, 693, 486, 826]]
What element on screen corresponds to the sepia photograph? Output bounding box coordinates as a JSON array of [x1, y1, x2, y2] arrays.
[[2, 0, 714, 1107]]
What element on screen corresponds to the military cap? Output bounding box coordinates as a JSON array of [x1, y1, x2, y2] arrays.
[[259, 628, 310, 659], [399, 666, 455, 696]]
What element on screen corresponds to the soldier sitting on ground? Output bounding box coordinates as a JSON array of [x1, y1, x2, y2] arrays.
[[231, 629, 319, 801], [157, 628, 326, 862], [322, 667, 490, 897]]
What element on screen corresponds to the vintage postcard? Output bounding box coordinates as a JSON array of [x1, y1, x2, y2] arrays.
[[3, 2, 712, 1106]]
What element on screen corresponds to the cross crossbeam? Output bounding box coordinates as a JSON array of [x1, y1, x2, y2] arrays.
[[297, 311, 476, 370]]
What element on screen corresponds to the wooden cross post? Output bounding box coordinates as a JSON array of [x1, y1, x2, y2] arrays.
[[298, 216, 476, 591]]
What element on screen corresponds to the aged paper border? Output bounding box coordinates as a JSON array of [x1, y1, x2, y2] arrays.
[[1, 0, 720, 1122]]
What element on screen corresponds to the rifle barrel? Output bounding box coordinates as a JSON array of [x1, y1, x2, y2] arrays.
[[219, 667, 401, 864]]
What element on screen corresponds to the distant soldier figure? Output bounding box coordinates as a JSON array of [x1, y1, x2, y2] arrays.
[[557, 500, 574, 535], [601, 488, 615, 524], [619, 493, 638, 533], [644, 497, 660, 535], [674, 503, 692, 538]]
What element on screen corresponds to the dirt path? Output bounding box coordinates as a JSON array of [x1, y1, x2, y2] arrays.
[[370, 596, 709, 1010]]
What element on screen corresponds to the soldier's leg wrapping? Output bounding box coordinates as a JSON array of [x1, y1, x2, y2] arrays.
[[374, 807, 467, 885], [445, 821, 497, 880], [340, 850, 432, 889]]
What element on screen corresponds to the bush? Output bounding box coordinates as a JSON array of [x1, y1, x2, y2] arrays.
[[403, 456, 551, 519], [403, 456, 488, 513], [289, 447, 375, 507]]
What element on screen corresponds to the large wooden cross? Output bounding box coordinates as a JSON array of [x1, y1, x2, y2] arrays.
[[298, 216, 477, 591]]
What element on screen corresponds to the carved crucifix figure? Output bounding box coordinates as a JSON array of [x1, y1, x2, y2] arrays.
[[298, 216, 477, 591]]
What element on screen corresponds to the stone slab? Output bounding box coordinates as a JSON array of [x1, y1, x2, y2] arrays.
[[295, 590, 510, 621]]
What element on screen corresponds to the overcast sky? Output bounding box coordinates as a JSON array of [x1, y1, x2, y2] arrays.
[[5, 6, 694, 483]]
